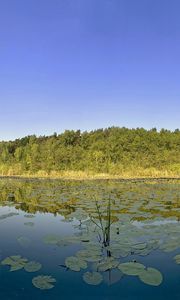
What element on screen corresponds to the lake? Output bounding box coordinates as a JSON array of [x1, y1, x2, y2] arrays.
[[0, 178, 179, 300]]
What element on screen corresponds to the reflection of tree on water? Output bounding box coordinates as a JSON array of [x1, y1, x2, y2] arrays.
[[0, 179, 179, 221]]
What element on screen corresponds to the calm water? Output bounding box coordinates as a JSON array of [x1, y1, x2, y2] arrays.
[[0, 178, 179, 300]]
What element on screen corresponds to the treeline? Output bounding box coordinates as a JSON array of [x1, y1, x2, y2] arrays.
[[0, 127, 179, 177]]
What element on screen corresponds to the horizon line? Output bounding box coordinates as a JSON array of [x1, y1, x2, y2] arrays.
[[1, 125, 179, 143]]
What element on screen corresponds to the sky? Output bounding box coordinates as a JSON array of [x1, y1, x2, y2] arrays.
[[0, 0, 180, 141]]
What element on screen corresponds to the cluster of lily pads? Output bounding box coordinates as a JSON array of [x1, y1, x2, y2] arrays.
[[62, 243, 164, 286], [0, 179, 179, 291], [0, 179, 179, 222], [0, 255, 56, 290], [43, 230, 166, 287], [41, 184, 179, 287]]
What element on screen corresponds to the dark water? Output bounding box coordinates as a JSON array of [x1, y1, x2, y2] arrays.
[[0, 179, 179, 300]]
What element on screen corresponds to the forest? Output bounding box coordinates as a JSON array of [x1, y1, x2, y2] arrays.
[[0, 127, 179, 178]]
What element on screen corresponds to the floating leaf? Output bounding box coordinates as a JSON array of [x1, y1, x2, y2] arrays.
[[24, 222, 34, 227], [138, 267, 163, 286], [174, 254, 180, 264], [43, 235, 60, 245], [24, 261, 42, 272], [32, 275, 56, 290], [1, 255, 28, 272], [96, 257, 119, 272], [132, 243, 147, 250], [83, 272, 103, 285], [76, 249, 102, 262], [65, 256, 87, 271], [118, 262, 145, 275]]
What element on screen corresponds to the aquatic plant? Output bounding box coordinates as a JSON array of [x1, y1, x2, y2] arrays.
[[32, 275, 56, 290]]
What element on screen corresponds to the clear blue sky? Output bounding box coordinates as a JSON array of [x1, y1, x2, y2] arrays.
[[0, 0, 179, 141]]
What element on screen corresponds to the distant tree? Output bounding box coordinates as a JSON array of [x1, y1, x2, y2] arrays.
[[0, 127, 179, 176]]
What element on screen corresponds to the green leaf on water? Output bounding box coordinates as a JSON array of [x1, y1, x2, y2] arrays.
[[138, 267, 163, 286], [24, 222, 34, 227], [1, 255, 28, 272], [118, 262, 145, 275], [174, 254, 180, 264], [43, 235, 60, 245], [24, 261, 42, 272], [96, 257, 119, 272], [65, 256, 87, 271], [32, 275, 56, 290], [83, 272, 103, 285]]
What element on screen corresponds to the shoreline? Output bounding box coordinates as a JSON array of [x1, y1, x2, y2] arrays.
[[0, 174, 179, 182]]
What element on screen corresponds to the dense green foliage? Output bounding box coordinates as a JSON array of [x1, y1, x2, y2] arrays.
[[0, 127, 179, 177]]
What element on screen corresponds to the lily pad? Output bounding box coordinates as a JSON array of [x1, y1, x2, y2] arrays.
[[138, 267, 163, 286], [24, 222, 34, 227], [76, 249, 102, 262], [32, 275, 56, 290], [65, 256, 87, 271], [174, 254, 180, 264], [43, 235, 60, 245], [24, 261, 42, 272], [132, 243, 147, 250], [96, 257, 119, 272], [118, 262, 145, 275], [1, 255, 28, 272], [83, 272, 103, 285]]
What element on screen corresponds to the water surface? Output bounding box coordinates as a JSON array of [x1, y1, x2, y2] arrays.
[[0, 179, 179, 300]]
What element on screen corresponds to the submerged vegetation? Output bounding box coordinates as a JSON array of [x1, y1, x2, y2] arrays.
[[0, 127, 179, 178]]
